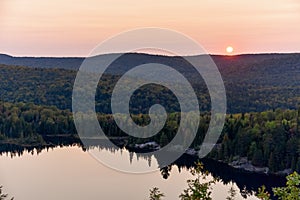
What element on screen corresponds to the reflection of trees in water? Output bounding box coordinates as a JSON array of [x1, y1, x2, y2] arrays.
[[0, 136, 119, 158], [157, 155, 286, 199], [0, 138, 285, 198]]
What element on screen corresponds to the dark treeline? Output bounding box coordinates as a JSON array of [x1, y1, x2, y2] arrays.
[[1, 101, 300, 173]]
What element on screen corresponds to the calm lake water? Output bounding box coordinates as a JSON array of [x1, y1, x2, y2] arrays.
[[0, 146, 285, 200]]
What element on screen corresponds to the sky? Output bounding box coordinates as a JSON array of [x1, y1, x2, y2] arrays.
[[1, 0, 300, 57]]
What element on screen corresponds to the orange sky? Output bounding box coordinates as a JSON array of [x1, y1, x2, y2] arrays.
[[1, 0, 300, 57]]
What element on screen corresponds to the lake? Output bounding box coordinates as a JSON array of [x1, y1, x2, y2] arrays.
[[0, 146, 285, 200]]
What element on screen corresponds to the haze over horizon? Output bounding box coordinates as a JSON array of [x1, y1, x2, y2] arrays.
[[1, 0, 300, 57]]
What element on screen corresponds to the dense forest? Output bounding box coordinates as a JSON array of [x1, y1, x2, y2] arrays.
[[0, 101, 299, 174], [0, 53, 300, 113]]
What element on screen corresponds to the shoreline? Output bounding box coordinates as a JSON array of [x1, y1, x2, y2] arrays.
[[0, 137, 292, 177]]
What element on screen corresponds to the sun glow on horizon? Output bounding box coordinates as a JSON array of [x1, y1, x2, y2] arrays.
[[226, 46, 234, 54]]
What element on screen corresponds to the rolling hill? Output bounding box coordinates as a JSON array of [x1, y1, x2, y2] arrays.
[[0, 53, 299, 113]]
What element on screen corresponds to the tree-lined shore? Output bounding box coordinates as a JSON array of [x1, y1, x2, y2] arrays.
[[1, 101, 299, 174]]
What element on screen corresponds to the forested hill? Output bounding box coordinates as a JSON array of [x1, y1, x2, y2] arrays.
[[0, 53, 299, 113], [0, 53, 84, 70], [1, 53, 300, 73]]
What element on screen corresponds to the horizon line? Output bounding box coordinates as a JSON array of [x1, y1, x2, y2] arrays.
[[1, 51, 300, 59]]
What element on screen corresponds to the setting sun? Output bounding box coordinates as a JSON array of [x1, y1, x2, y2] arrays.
[[226, 46, 234, 53]]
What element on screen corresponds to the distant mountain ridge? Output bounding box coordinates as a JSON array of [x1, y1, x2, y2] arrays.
[[1, 52, 300, 72], [0, 53, 84, 70], [0, 52, 299, 113]]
